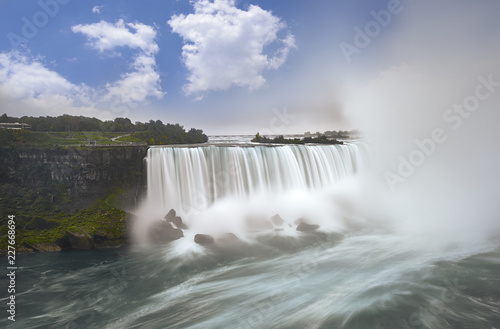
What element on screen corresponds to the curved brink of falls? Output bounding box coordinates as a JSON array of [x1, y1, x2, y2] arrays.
[[146, 144, 363, 215], [135, 143, 366, 245]]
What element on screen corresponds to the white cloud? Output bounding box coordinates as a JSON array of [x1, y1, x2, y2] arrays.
[[105, 55, 164, 103], [72, 19, 164, 104], [92, 5, 103, 14], [0, 51, 98, 116], [168, 0, 296, 96], [72, 19, 158, 55]]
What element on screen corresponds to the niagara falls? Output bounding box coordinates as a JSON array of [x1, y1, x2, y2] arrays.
[[1, 0, 500, 328]]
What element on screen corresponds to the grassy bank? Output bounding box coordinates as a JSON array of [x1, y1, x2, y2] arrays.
[[0, 129, 145, 147], [0, 188, 129, 251]]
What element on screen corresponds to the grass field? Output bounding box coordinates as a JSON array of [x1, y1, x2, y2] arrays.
[[0, 130, 146, 147]]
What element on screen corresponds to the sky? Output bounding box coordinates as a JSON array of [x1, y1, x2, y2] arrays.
[[0, 0, 499, 135]]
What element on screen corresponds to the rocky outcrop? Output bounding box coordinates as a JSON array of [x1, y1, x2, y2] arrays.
[[54, 227, 126, 250], [271, 214, 284, 226], [164, 209, 188, 229], [194, 234, 214, 245], [24, 243, 62, 252], [165, 209, 176, 220], [296, 222, 320, 232], [66, 229, 94, 249], [150, 221, 184, 243], [55, 236, 71, 249], [94, 229, 108, 243]]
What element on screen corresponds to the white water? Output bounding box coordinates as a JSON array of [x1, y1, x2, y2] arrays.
[[135, 143, 366, 245]]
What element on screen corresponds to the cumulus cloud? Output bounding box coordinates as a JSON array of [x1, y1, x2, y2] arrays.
[[0, 51, 97, 116], [168, 0, 296, 96], [72, 19, 159, 55], [92, 5, 103, 14], [72, 19, 164, 103], [105, 55, 164, 103]]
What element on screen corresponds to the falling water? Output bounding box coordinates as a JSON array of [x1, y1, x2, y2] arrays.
[[144, 143, 364, 217]]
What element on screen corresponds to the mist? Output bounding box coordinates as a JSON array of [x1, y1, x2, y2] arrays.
[[343, 0, 500, 249]]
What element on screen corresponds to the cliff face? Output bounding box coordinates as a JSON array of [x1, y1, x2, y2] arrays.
[[0, 146, 149, 251], [1, 146, 148, 212]]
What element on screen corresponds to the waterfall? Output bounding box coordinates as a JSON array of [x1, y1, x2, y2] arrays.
[[144, 143, 364, 217]]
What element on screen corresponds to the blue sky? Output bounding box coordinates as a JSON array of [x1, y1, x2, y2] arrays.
[[0, 0, 499, 135]]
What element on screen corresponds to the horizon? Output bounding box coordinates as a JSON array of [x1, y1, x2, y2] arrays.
[[1, 112, 359, 137]]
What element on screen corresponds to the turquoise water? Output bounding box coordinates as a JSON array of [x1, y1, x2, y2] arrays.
[[1, 231, 499, 329]]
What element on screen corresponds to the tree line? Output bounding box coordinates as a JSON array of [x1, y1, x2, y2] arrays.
[[0, 114, 208, 145], [252, 133, 343, 145]]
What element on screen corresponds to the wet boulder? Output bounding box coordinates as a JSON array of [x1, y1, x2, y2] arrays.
[[150, 221, 184, 243], [164, 209, 177, 220], [170, 216, 188, 230], [164, 209, 188, 229], [271, 214, 284, 226], [66, 229, 94, 249], [93, 229, 108, 243], [55, 236, 71, 249], [194, 234, 214, 245], [296, 222, 320, 232], [26, 243, 61, 252]]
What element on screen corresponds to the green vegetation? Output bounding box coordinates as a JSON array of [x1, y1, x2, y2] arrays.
[[1, 113, 134, 132], [116, 135, 145, 143], [251, 133, 344, 145], [0, 114, 208, 146], [304, 129, 360, 139], [130, 122, 208, 145], [0, 188, 128, 249]]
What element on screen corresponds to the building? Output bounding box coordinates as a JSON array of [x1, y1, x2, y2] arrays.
[[0, 122, 32, 130]]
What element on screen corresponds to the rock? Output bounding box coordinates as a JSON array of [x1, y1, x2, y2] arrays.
[[66, 229, 94, 249], [16, 245, 35, 254], [94, 229, 107, 243], [194, 234, 214, 245], [150, 221, 184, 243], [218, 233, 239, 242], [296, 222, 320, 232], [164, 209, 177, 221], [29, 243, 61, 252], [271, 214, 284, 226], [164, 209, 188, 229], [55, 236, 71, 249], [170, 216, 188, 230]]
